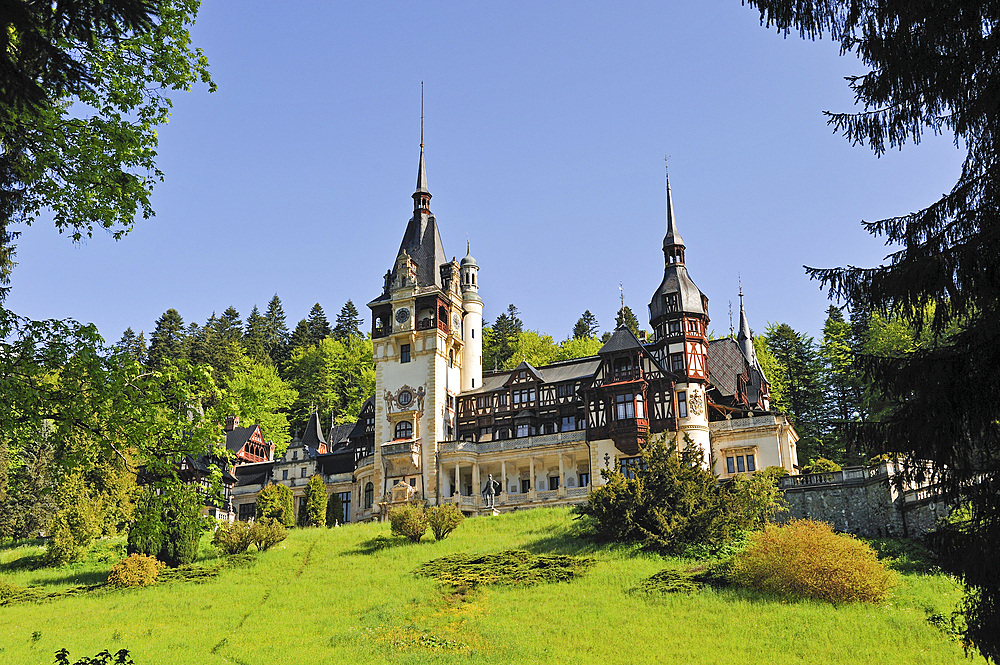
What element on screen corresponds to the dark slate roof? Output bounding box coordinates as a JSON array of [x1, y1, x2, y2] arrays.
[[301, 412, 327, 450], [648, 264, 707, 321], [396, 213, 446, 289], [348, 396, 374, 439], [328, 423, 356, 453], [224, 425, 259, 454], [234, 461, 274, 487], [598, 327, 644, 355], [708, 338, 743, 397], [470, 356, 601, 395]]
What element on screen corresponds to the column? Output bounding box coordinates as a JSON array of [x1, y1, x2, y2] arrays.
[[500, 460, 508, 503], [529, 458, 536, 501], [558, 455, 567, 498], [454, 463, 460, 502], [472, 462, 481, 508]]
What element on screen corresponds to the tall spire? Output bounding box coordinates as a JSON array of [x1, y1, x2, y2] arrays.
[[415, 82, 429, 195], [664, 158, 684, 249], [736, 285, 756, 366]]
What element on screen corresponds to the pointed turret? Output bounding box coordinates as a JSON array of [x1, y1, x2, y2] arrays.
[[395, 142, 446, 289], [663, 172, 684, 253], [736, 288, 756, 366]]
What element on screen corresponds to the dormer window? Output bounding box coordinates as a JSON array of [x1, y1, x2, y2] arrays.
[[614, 357, 635, 382], [664, 294, 679, 313]]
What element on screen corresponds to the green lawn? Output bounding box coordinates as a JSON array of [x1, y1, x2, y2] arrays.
[[0, 508, 975, 664]]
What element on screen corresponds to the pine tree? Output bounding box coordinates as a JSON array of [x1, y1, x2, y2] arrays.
[[117, 328, 148, 365], [216, 306, 243, 345], [307, 304, 330, 345], [745, 4, 1000, 656], [288, 319, 312, 352], [615, 305, 640, 335], [243, 306, 268, 360], [573, 310, 600, 339], [333, 300, 363, 341], [264, 294, 290, 365], [147, 309, 186, 368], [820, 306, 859, 463], [760, 323, 826, 464], [484, 304, 523, 371]]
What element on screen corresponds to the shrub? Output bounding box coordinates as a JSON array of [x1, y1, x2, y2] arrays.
[[249, 517, 287, 552], [726, 466, 788, 531], [256, 483, 294, 527], [575, 432, 736, 554], [45, 472, 103, 565], [127, 488, 165, 557], [106, 553, 164, 588], [54, 648, 133, 665], [389, 504, 428, 543], [427, 504, 464, 541], [326, 493, 343, 527], [0, 580, 26, 602], [158, 486, 203, 567], [801, 458, 841, 475], [302, 475, 327, 527], [212, 520, 254, 555], [730, 519, 897, 603]]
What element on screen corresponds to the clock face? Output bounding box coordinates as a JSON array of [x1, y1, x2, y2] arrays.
[[453, 314, 461, 329], [395, 308, 409, 324], [397, 390, 413, 406]]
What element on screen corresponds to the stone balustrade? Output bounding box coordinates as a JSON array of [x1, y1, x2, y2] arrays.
[[438, 429, 587, 455]]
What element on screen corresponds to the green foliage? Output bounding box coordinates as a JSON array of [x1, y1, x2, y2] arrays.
[[255, 484, 294, 527], [576, 433, 736, 554], [249, 517, 287, 552], [0, 433, 58, 541], [730, 520, 897, 603], [483, 304, 523, 372], [501, 330, 560, 370], [0, 0, 214, 301], [306, 303, 331, 345], [220, 354, 297, 453], [572, 310, 600, 339], [54, 648, 133, 665], [158, 485, 203, 567], [426, 504, 464, 541], [106, 553, 164, 588], [334, 300, 364, 341], [615, 305, 640, 336], [45, 472, 102, 565], [303, 475, 328, 527], [727, 468, 789, 532], [416, 550, 593, 588], [148, 309, 186, 368], [212, 520, 254, 555], [758, 323, 825, 462], [801, 458, 841, 475], [127, 488, 165, 557], [556, 335, 603, 361], [263, 294, 291, 366], [389, 504, 428, 543], [284, 335, 375, 429], [326, 493, 344, 527]]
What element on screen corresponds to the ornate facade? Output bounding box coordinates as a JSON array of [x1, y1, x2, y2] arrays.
[[230, 142, 799, 523]]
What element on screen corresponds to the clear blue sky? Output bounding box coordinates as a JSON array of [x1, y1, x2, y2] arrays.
[[8, 0, 964, 345]]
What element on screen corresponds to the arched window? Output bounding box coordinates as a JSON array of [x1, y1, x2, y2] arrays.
[[449, 350, 454, 367], [394, 421, 413, 440], [363, 482, 374, 509]]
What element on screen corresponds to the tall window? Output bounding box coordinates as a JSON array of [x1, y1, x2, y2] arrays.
[[561, 415, 576, 431], [668, 320, 681, 335], [615, 393, 635, 420], [394, 421, 413, 440], [678, 391, 688, 418], [338, 491, 352, 523], [363, 482, 374, 509], [400, 344, 410, 363], [621, 456, 646, 479], [448, 350, 454, 367], [671, 353, 684, 372]]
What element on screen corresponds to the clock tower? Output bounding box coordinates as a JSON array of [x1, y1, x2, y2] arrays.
[[367, 140, 478, 511]]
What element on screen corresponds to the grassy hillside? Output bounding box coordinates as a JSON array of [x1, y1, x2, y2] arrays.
[[0, 508, 975, 664]]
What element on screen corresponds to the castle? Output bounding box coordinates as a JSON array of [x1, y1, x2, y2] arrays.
[[229, 142, 799, 523]]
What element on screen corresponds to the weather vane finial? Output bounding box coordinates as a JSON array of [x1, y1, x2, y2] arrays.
[[619, 281, 625, 312], [420, 82, 424, 147]]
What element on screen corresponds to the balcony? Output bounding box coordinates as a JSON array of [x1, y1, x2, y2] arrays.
[[438, 429, 587, 455]]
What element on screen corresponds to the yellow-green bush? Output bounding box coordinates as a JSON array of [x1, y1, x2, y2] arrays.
[[106, 553, 165, 588], [730, 519, 897, 603], [389, 504, 428, 543], [212, 519, 254, 554]]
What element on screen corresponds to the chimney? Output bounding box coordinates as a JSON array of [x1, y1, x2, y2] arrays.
[[225, 415, 239, 432]]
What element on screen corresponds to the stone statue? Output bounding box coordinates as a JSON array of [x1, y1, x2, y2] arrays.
[[483, 473, 497, 508], [415, 386, 425, 413]]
